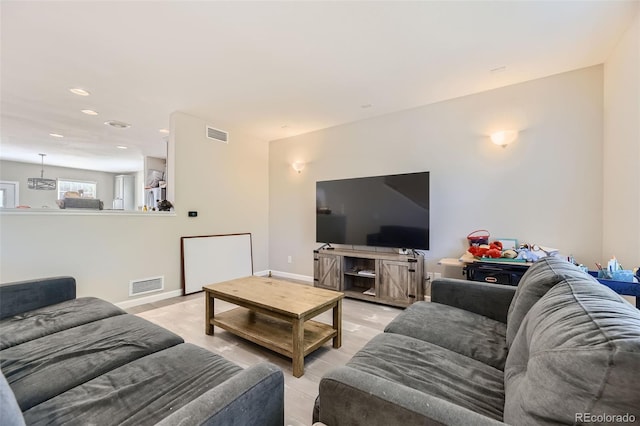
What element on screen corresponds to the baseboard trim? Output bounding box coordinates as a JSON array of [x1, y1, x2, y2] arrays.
[[115, 289, 182, 309], [267, 270, 314, 283], [254, 269, 313, 283]]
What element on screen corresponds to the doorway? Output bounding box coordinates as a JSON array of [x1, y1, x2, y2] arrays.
[[0, 181, 19, 208]]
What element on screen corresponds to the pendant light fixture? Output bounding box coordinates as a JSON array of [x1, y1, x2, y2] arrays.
[[27, 153, 57, 190]]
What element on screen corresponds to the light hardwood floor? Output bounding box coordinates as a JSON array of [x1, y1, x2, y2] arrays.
[[129, 281, 403, 426]]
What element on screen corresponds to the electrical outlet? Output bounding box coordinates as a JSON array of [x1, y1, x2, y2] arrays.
[[287, 255, 292, 264], [426, 272, 434, 281]]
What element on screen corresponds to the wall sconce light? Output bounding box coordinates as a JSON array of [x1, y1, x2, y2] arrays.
[[292, 161, 305, 173], [490, 130, 518, 147]]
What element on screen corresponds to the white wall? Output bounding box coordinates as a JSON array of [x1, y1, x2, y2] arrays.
[[0, 112, 269, 304], [171, 112, 270, 268], [603, 10, 640, 269], [269, 66, 604, 277], [0, 160, 120, 209]]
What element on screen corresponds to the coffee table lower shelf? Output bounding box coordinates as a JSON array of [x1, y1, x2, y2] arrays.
[[211, 307, 337, 359]]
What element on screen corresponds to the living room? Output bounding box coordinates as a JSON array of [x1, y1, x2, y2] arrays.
[[0, 1, 637, 305], [1, 1, 639, 425]]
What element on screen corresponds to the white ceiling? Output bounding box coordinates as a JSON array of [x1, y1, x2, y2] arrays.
[[1, 1, 637, 172]]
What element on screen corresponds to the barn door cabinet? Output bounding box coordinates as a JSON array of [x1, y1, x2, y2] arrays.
[[313, 251, 342, 291], [313, 248, 424, 308]]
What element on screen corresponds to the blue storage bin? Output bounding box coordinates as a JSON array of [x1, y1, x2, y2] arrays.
[[588, 271, 639, 309]]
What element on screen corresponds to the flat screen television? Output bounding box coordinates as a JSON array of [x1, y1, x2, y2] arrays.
[[316, 172, 429, 250]]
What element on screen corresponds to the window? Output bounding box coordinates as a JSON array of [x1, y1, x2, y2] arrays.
[[57, 179, 97, 199]]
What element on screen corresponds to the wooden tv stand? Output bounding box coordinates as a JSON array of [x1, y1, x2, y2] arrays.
[[313, 248, 424, 308]]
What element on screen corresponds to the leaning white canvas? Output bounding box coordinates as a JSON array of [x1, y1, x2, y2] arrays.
[[182, 233, 253, 295]]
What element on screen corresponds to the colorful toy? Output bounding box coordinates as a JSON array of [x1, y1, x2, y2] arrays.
[[468, 241, 503, 258], [515, 248, 541, 262]]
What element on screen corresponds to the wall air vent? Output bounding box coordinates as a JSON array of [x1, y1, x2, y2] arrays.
[[129, 276, 164, 296], [206, 126, 229, 143]]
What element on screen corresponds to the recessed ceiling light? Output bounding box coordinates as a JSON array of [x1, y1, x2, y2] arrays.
[[159, 128, 170, 134], [69, 88, 90, 96], [104, 120, 131, 129], [490, 66, 507, 73], [81, 109, 98, 116], [361, 104, 373, 109], [116, 145, 128, 150], [49, 133, 64, 138]]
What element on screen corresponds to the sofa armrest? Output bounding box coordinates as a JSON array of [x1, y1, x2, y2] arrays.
[[431, 278, 516, 323], [0, 276, 76, 320], [156, 362, 284, 426], [319, 366, 505, 426]]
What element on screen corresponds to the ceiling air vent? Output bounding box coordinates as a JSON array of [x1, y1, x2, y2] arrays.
[[129, 276, 164, 296], [206, 126, 229, 143]]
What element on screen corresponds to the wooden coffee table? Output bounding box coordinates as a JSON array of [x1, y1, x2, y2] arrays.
[[203, 276, 344, 377]]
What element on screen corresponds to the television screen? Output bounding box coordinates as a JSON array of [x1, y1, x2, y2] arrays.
[[316, 172, 429, 250]]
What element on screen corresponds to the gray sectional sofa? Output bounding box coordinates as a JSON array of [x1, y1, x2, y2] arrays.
[[314, 257, 640, 425], [0, 276, 284, 426]]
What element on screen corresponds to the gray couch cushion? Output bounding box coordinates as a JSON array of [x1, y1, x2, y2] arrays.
[[22, 343, 244, 426], [0, 371, 25, 426], [347, 333, 505, 421], [155, 362, 284, 426], [506, 257, 586, 347], [0, 297, 125, 350], [504, 277, 640, 425], [384, 301, 508, 370], [1, 314, 183, 410]]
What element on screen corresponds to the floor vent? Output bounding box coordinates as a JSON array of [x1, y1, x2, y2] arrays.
[[130, 276, 164, 296], [206, 126, 229, 143]]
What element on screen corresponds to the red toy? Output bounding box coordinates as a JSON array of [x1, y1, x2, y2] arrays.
[[468, 241, 503, 258]]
